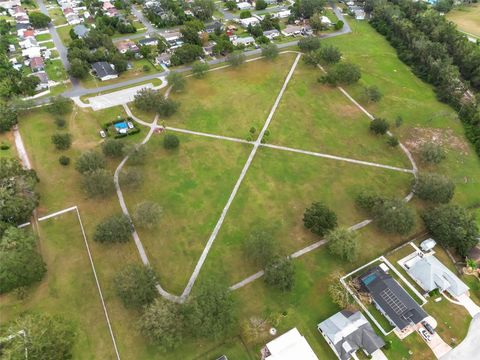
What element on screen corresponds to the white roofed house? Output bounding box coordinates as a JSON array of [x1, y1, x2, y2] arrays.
[[318, 310, 386, 360], [263, 29, 280, 40], [320, 15, 332, 27], [231, 36, 255, 47], [262, 328, 318, 360], [22, 46, 42, 59], [239, 16, 260, 28], [0, 0, 21, 10], [237, 1, 252, 10]]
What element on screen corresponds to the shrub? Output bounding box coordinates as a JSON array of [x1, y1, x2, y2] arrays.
[[327, 227, 359, 262], [94, 214, 132, 243], [419, 142, 446, 164], [75, 151, 106, 174], [143, 64, 151, 72], [318, 45, 342, 64], [163, 133, 180, 149], [240, 10, 252, 19], [364, 85, 383, 103], [192, 61, 209, 78], [303, 202, 338, 236], [46, 96, 72, 116], [369, 118, 389, 135], [51, 133, 72, 150], [264, 256, 295, 291], [227, 51, 246, 67], [156, 98, 180, 117], [320, 62, 361, 85], [355, 190, 384, 212], [125, 145, 147, 165], [0, 142, 10, 150], [243, 229, 276, 267], [386, 135, 399, 147], [82, 169, 114, 197], [133, 201, 162, 229], [114, 264, 157, 308], [334, 20, 344, 30], [261, 43, 279, 60], [374, 199, 416, 235], [102, 139, 125, 158], [414, 173, 455, 203], [119, 168, 143, 187], [256, 0, 267, 10], [55, 118, 66, 128], [58, 155, 70, 166], [167, 72, 186, 92]]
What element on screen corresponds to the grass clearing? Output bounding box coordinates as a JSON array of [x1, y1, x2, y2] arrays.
[[57, 25, 73, 45], [447, 4, 480, 37], [36, 33, 52, 41], [45, 59, 68, 82], [165, 53, 297, 138], [0, 212, 116, 359]]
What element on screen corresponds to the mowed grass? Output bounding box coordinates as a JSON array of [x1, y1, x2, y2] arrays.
[[323, 21, 480, 208], [0, 213, 117, 359], [447, 4, 480, 37], [165, 53, 297, 138], [121, 132, 252, 294], [268, 60, 411, 168], [201, 147, 414, 284]]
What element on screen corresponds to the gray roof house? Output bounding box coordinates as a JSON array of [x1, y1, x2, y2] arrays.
[[91, 61, 118, 81], [360, 266, 428, 332], [318, 310, 385, 360], [406, 254, 469, 298], [73, 24, 89, 38]]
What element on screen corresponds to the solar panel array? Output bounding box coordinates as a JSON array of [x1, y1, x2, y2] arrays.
[[380, 288, 407, 315]]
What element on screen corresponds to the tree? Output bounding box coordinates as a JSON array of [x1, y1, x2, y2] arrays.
[[167, 72, 186, 92], [364, 85, 382, 102], [225, 0, 236, 11], [156, 97, 180, 117], [3, 313, 75, 360], [414, 173, 455, 204], [373, 199, 416, 235], [318, 45, 342, 64], [303, 202, 338, 236], [94, 214, 132, 243], [134, 88, 160, 112], [264, 256, 295, 291], [119, 168, 143, 187], [114, 264, 157, 308], [111, 54, 128, 73], [125, 144, 147, 165], [163, 133, 180, 149], [138, 298, 184, 350], [185, 279, 235, 339], [46, 96, 72, 116], [386, 135, 399, 147], [243, 229, 276, 267], [240, 10, 252, 19], [355, 189, 384, 212], [28, 12, 51, 28], [369, 118, 389, 135], [0, 158, 39, 225], [181, 20, 203, 45], [334, 20, 344, 30], [320, 62, 361, 85], [298, 36, 321, 52], [0, 227, 46, 294], [420, 142, 446, 164], [102, 138, 125, 157], [227, 51, 246, 67], [59, 155, 70, 166], [0, 102, 18, 132], [51, 133, 72, 150], [133, 201, 162, 229], [192, 61, 209, 78], [309, 12, 326, 33], [292, 0, 326, 18], [171, 44, 203, 66], [75, 150, 106, 174], [328, 271, 354, 308], [192, 0, 216, 21], [261, 43, 279, 60], [68, 58, 89, 79], [82, 169, 114, 197], [256, 0, 267, 10], [423, 205, 479, 256], [327, 227, 359, 262], [434, 0, 454, 12]]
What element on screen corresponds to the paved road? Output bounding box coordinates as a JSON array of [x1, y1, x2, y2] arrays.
[[131, 5, 156, 33], [440, 313, 480, 360]]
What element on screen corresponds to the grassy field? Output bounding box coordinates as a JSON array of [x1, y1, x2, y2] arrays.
[[36, 33, 52, 42], [48, 7, 67, 26], [0, 212, 117, 359], [447, 4, 480, 37], [45, 59, 68, 82], [165, 53, 297, 138], [57, 25, 73, 46], [268, 60, 411, 168]]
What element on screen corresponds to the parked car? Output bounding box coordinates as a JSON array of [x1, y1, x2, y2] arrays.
[[100, 130, 106, 138], [420, 328, 431, 342], [422, 321, 435, 335]]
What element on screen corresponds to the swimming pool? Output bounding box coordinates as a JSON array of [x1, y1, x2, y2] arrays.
[[114, 121, 128, 130]]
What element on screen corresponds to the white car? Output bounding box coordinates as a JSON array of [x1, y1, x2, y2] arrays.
[[99, 130, 107, 138], [127, 122, 134, 129], [420, 328, 431, 342]]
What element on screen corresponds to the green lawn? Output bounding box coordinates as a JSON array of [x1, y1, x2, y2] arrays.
[[48, 7, 67, 26], [0, 131, 14, 158], [447, 4, 480, 37], [57, 25, 73, 46], [0, 212, 117, 359], [43, 41, 55, 49], [268, 60, 411, 168], [165, 53, 297, 138], [36, 33, 52, 42], [45, 59, 68, 82]]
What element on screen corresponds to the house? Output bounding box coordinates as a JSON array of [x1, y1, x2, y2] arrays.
[[237, 1, 252, 10], [106, 7, 119, 17], [320, 16, 332, 27], [83, 10, 91, 19], [32, 71, 49, 90], [360, 266, 428, 332], [22, 46, 42, 59], [8, 44, 15, 52], [264, 0, 277, 4], [0, 0, 21, 10], [12, 5, 26, 17], [102, 1, 115, 10], [239, 16, 260, 28], [20, 29, 35, 39], [405, 254, 469, 298], [15, 14, 30, 24], [273, 9, 290, 19], [115, 40, 139, 54], [282, 24, 303, 36], [138, 37, 159, 47], [163, 31, 182, 46], [30, 56, 45, 72], [232, 36, 255, 47], [91, 61, 118, 81], [263, 29, 280, 40], [202, 41, 216, 55], [262, 328, 318, 360], [63, 7, 74, 15], [318, 310, 385, 360], [66, 13, 82, 25], [16, 22, 32, 37], [205, 21, 223, 34], [20, 37, 38, 49], [73, 24, 89, 38], [155, 52, 171, 67]]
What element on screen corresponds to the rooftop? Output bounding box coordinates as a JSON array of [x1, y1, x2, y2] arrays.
[[91, 61, 117, 78], [265, 328, 318, 360]]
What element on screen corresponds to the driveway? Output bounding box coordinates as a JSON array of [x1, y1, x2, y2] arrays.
[[456, 293, 480, 317], [417, 317, 452, 359], [86, 83, 154, 110], [440, 313, 480, 360]]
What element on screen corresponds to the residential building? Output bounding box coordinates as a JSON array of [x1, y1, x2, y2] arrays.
[[73, 24, 89, 38], [20, 29, 35, 39], [22, 46, 42, 59], [138, 37, 159, 47], [115, 40, 139, 54], [32, 71, 49, 90], [16, 22, 32, 37], [263, 29, 280, 40], [360, 266, 428, 332], [102, 1, 115, 10], [320, 16, 332, 27], [205, 21, 223, 34], [106, 7, 119, 17], [20, 37, 38, 49], [318, 310, 385, 360], [405, 254, 469, 298], [232, 36, 255, 47], [30, 56, 45, 72], [0, 0, 21, 10], [273, 9, 290, 19], [91, 61, 118, 81], [262, 328, 318, 360], [155, 52, 172, 67], [282, 24, 303, 36], [239, 16, 260, 28], [237, 1, 252, 10]]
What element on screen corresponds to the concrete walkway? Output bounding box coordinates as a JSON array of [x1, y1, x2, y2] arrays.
[[13, 127, 32, 170]]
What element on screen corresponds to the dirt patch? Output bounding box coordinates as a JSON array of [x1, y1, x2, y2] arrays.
[[403, 127, 470, 155]]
